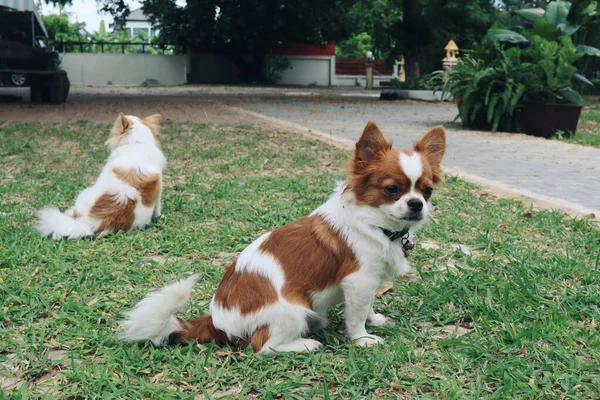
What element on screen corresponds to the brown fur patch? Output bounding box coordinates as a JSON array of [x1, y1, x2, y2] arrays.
[[142, 114, 161, 136], [175, 316, 269, 352], [413, 126, 446, 184], [350, 148, 413, 207], [349, 122, 446, 205], [71, 210, 80, 219], [176, 316, 229, 345], [89, 193, 136, 232], [353, 121, 393, 173], [213, 268, 278, 315], [239, 326, 271, 352], [113, 167, 161, 207], [259, 214, 359, 309]]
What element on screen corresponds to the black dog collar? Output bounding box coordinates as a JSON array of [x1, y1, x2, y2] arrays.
[[381, 227, 414, 256], [381, 228, 409, 242]]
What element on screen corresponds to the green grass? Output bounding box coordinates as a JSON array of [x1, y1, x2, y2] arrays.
[[563, 96, 600, 147], [1, 121, 599, 399]]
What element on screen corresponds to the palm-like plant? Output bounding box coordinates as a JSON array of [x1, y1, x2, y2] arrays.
[[484, 0, 600, 96]]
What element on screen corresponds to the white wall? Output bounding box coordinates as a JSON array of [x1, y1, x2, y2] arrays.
[[188, 53, 335, 86], [274, 55, 335, 86], [61, 52, 390, 87], [61, 53, 187, 87]]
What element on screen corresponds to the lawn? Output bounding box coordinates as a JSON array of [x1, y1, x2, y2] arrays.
[[1, 121, 599, 399], [565, 97, 600, 147]]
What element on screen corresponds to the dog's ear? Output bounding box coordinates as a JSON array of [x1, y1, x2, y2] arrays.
[[110, 113, 131, 137], [106, 113, 132, 149], [414, 126, 446, 183], [142, 114, 161, 136], [354, 121, 392, 168]]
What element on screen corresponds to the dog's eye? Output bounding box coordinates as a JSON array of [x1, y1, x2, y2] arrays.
[[385, 185, 400, 195], [423, 187, 433, 197]]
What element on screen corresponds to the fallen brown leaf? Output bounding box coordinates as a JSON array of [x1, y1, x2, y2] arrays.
[[440, 325, 473, 337], [377, 283, 394, 297], [86, 297, 99, 307]]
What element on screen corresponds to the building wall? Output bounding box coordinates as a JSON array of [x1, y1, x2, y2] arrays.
[[61, 52, 392, 87], [187, 53, 335, 86], [276, 55, 334, 86], [61, 53, 186, 87]]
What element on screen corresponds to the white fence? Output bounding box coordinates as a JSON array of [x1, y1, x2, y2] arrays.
[[61, 53, 187, 87], [60, 52, 392, 87]]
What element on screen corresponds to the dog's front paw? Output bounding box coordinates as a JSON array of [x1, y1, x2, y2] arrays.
[[367, 313, 390, 327], [354, 335, 384, 347]]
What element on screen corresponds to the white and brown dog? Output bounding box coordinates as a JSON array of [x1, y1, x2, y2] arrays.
[[121, 122, 445, 354], [36, 113, 166, 240]]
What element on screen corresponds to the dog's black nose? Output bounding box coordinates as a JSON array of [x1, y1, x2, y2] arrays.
[[407, 199, 423, 212]]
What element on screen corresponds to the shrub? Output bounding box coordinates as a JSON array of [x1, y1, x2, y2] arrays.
[[438, 0, 600, 132]]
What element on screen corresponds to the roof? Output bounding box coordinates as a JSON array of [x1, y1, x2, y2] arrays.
[[0, 0, 48, 38], [126, 8, 149, 22], [445, 40, 458, 50]]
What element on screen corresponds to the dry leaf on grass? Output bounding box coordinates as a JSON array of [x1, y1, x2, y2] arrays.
[[377, 283, 394, 297], [440, 325, 473, 337], [86, 297, 98, 307], [47, 350, 68, 362], [451, 244, 473, 256], [420, 240, 441, 250]]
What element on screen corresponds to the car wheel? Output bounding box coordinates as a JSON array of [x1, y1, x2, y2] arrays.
[[10, 74, 27, 86]]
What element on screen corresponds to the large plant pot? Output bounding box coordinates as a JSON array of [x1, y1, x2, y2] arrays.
[[522, 102, 582, 139]]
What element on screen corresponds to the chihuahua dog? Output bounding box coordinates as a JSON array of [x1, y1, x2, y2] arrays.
[[36, 113, 166, 240], [121, 121, 445, 354]]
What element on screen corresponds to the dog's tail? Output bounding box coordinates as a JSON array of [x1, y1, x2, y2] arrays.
[[120, 275, 226, 347], [36, 207, 95, 240]]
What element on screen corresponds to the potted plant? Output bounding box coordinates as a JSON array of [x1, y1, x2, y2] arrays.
[[439, 0, 600, 138], [435, 43, 535, 132], [482, 0, 600, 138]]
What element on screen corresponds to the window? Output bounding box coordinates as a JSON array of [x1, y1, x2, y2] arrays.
[[133, 27, 149, 38]]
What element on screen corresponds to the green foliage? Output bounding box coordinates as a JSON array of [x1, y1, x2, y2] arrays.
[[437, 45, 534, 132], [341, 0, 497, 76], [140, 0, 356, 81], [441, 0, 600, 133], [523, 35, 583, 103], [98, 20, 107, 37], [336, 32, 374, 58], [42, 13, 86, 43], [2, 121, 600, 397]]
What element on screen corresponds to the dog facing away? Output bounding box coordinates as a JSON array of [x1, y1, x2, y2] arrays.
[[121, 122, 445, 354], [36, 113, 166, 240]]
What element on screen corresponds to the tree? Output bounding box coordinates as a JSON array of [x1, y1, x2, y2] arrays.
[[98, 19, 107, 37], [342, 0, 496, 77], [72, 0, 354, 81], [42, 13, 86, 44]]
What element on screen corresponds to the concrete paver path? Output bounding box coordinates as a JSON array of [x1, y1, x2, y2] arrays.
[[1, 86, 598, 215], [237, 97, 600, 215]]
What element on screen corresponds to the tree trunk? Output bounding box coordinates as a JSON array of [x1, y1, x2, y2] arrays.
[[404, 57, 420, 79], [403, 0, 421, 79], [223, 48, 267, 83]]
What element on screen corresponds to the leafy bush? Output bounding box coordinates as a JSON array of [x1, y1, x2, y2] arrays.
[[439, 0, 600, 132], [437, 45, 534, 132]]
